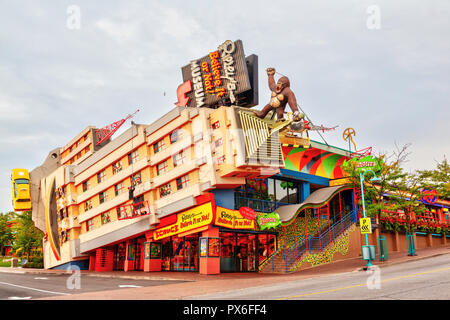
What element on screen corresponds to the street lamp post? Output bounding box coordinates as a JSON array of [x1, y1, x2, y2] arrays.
[[359, 169, 380, 268]]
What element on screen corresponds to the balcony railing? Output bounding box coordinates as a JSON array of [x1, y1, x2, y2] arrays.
[[234, 196, 289, 213]]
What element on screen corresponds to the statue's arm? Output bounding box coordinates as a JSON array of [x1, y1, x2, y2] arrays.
[[287, 90, 299, 113], [268, 74, 276, 91]]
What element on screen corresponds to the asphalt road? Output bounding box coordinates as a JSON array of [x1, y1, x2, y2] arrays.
[[0, 272, 185, 300], [188, 254, 450, 300]]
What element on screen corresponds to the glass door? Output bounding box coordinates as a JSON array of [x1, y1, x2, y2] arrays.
[[113, 242, 126, 271], [220, 232, 236, 272], [183, 236, 199, 271]]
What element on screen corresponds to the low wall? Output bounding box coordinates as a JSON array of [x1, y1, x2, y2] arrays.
[[290, 225, 449, 272]]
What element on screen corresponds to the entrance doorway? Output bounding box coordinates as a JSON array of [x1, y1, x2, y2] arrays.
[[220, 230, 277, 272], [161, 235, 199, 272], [113, 242, 126, 271]]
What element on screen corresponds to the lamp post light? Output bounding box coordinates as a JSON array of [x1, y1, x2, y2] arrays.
[[359, 169, 380, 268]]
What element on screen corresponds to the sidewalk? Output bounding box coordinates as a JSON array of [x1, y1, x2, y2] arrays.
[[3, 244, 448, 300]]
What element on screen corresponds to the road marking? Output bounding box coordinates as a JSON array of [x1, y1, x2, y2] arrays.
[[0, 281, 69, 296], [119, 285, 143, 288], [277, 266, 450, 300], [34, 277, 48, 280], [8, 296, 32, 300]]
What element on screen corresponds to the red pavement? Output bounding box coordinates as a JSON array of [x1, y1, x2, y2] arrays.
[[3, 245, 448, 300]]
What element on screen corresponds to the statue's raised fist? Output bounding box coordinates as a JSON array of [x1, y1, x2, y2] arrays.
[[266, 67, 276, 76]]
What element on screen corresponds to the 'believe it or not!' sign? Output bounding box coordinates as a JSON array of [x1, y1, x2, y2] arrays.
[[179, 40, 251, 108]]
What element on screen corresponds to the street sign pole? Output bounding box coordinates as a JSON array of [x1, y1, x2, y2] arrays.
[[360, 171, 373, 267]]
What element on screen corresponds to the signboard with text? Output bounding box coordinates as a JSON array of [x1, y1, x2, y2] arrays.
[[360, 218, 372, 234], [257, 212, 281, 231], [153, 202, 214, 240], [215, 206, 255, 230], [343, 155, 382, 174], [179, 40, 253, 108]]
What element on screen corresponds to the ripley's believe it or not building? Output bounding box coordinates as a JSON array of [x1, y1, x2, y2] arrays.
[[20, 40, 450, 274]]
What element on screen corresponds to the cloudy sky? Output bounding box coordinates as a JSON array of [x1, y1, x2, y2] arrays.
[[1, 1, 449, 213]]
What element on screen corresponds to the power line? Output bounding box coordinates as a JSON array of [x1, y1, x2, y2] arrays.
[[274, 71, 330, 146]]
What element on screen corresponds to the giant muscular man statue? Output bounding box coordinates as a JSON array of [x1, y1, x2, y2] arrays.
[[253, 68, 302, 122]]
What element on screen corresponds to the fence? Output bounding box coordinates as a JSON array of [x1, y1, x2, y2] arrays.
[[234, 196, 289, 213]]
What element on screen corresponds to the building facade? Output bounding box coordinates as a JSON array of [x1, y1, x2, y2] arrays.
[[28, 106, 450, 274]]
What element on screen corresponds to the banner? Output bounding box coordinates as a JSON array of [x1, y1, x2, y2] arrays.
[[257, 212, 281, 230], [153, 202, 213, 240], [215, 206, 255, 230]]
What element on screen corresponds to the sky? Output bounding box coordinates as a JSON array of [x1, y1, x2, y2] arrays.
[[1, 1, 449, 213]]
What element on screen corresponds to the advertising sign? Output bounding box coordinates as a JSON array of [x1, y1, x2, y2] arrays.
[[153, 202, 214, 240], [208, 238, 220, 257], [257, 212, 281, 230], [239, 206, 257, 220], [215, 206, 255, 230], [421, 188, 439, 205], [343, 155, 382, 174], [179, 40, 252, 108], [360, 218, 372, 234], [199, 238, 208, 257]]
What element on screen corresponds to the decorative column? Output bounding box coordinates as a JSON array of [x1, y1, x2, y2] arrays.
[[199, 226, 220, 275], [124, 240, 136, 272]]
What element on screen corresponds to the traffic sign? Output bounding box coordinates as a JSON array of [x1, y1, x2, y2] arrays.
[[360, 218, 372, 234]]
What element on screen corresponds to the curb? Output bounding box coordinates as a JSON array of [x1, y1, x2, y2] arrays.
[[2, 250, 448, 282], [357, 251, 449, 272]]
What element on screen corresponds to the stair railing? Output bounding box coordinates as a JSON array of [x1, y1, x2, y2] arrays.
[[283, 211, 356, 272]]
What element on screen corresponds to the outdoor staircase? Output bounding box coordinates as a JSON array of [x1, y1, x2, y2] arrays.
[[260, 211, 357, 273]]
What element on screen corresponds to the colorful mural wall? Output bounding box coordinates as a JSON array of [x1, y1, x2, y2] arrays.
[[282, 146, 349, 179]]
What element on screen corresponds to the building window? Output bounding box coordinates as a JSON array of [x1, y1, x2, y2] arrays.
[[83, 134, 89, 142], [101, 211, 111, 225], [215, 138, 223, 148], [160, 183, 172, 198], [173, 150, 186, 167], [82, 180, 90, 192], [117, 206, 127, 219], [176, 175, 190, 190], [131, 172, 142, 187], [153, 139, 165, 154], [115, 182, 125, 196], [86, 218, 94, 232], [99, 191, 108, 204], [212, 121, 220, 129], [217, 155, 225, 165], [128, 150, 139, 165], [157, 161, 168, 175], [112, 161, 122, 174], [84, 145, 90, 154], [97, 170, 106, 184], [84, 199, 92, 212], [170, 128, 182, 144]]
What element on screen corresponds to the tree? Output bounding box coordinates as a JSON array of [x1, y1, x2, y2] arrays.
[[342, 144, 412, 223], [389, 171, 426, 232], [416, 157, 450, 200], [11, 211, 44, 259], [0, 212, 15, 255]]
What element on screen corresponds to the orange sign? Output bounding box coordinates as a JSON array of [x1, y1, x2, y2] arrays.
[[215, 206, 255, 230], [154, 202, 214, 240]]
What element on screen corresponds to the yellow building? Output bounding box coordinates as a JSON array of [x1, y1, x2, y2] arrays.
[[30, 106, 285, 273]]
